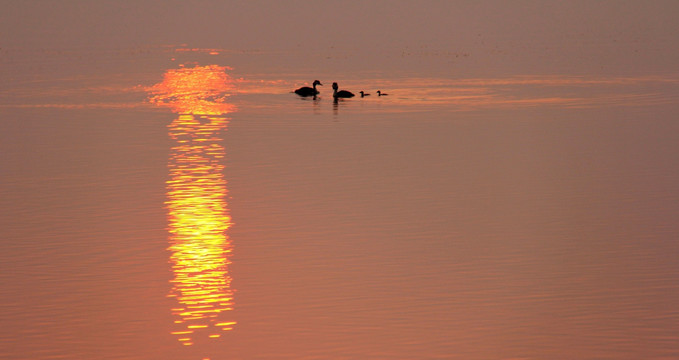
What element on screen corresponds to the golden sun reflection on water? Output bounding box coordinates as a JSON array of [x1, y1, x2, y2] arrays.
[[148, 65, 236, 346]]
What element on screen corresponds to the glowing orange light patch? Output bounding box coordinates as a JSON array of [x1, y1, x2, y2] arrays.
[[147, 64, 236, 115]]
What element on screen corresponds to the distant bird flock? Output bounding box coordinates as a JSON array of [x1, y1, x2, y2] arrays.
[[294, 80, 388, 100]]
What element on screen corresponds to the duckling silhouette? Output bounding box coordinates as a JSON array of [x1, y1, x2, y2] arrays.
[[377, 90, 389, 96], [294, 80, 322, 97], [359, 91, 370, 97], [332, 82, 355, 98]]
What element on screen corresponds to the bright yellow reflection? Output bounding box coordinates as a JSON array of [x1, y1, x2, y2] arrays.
[[148, 64, 236, 346]]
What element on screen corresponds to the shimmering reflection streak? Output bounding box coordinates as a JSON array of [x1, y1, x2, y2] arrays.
[[167, 115, 235, 346], [148, 65, 236, 346]]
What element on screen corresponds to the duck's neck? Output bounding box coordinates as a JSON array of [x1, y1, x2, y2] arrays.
[[333, 88, 338, 97]]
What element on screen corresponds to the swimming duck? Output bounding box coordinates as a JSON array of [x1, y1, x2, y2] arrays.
[[332, 82, 355, 98], [294, 80, 322, 96], [359, 91, 370, 97], [377, 90, 388, 96]]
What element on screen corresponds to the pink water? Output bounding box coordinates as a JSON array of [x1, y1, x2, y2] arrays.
[[2, 3, 679, 358]]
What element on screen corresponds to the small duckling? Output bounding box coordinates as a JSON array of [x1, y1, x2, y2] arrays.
[[377, 90, 389, 96], [359, 91, 371, 97]]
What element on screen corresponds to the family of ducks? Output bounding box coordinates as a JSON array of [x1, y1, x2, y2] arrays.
[[294, 80, 388, 99]]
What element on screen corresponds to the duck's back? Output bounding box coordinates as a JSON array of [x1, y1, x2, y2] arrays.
[[335, 90, 355, 98], [295, 87, 318, 96]]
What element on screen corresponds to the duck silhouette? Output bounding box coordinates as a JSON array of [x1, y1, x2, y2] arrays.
[[294, 80, 322, 97], [332, 82, 355, 98], [377, 90, 388, 96], [359, 91, 370, 97]]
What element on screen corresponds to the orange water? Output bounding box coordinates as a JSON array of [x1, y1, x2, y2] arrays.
[[1, 44, 678, 359]]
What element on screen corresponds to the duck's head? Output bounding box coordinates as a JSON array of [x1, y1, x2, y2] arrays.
[[313, 80, 322, 86], [332, 82, 338, 90]]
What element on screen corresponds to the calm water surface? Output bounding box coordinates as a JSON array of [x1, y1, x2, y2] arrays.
[[1, 47, 679, 360]]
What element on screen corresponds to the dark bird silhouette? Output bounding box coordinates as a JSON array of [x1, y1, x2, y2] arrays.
[[294, 80, 322, 96], [377, 90, 389, 96], [359, 91, 370, 97], [332, 82, 355, 98]]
